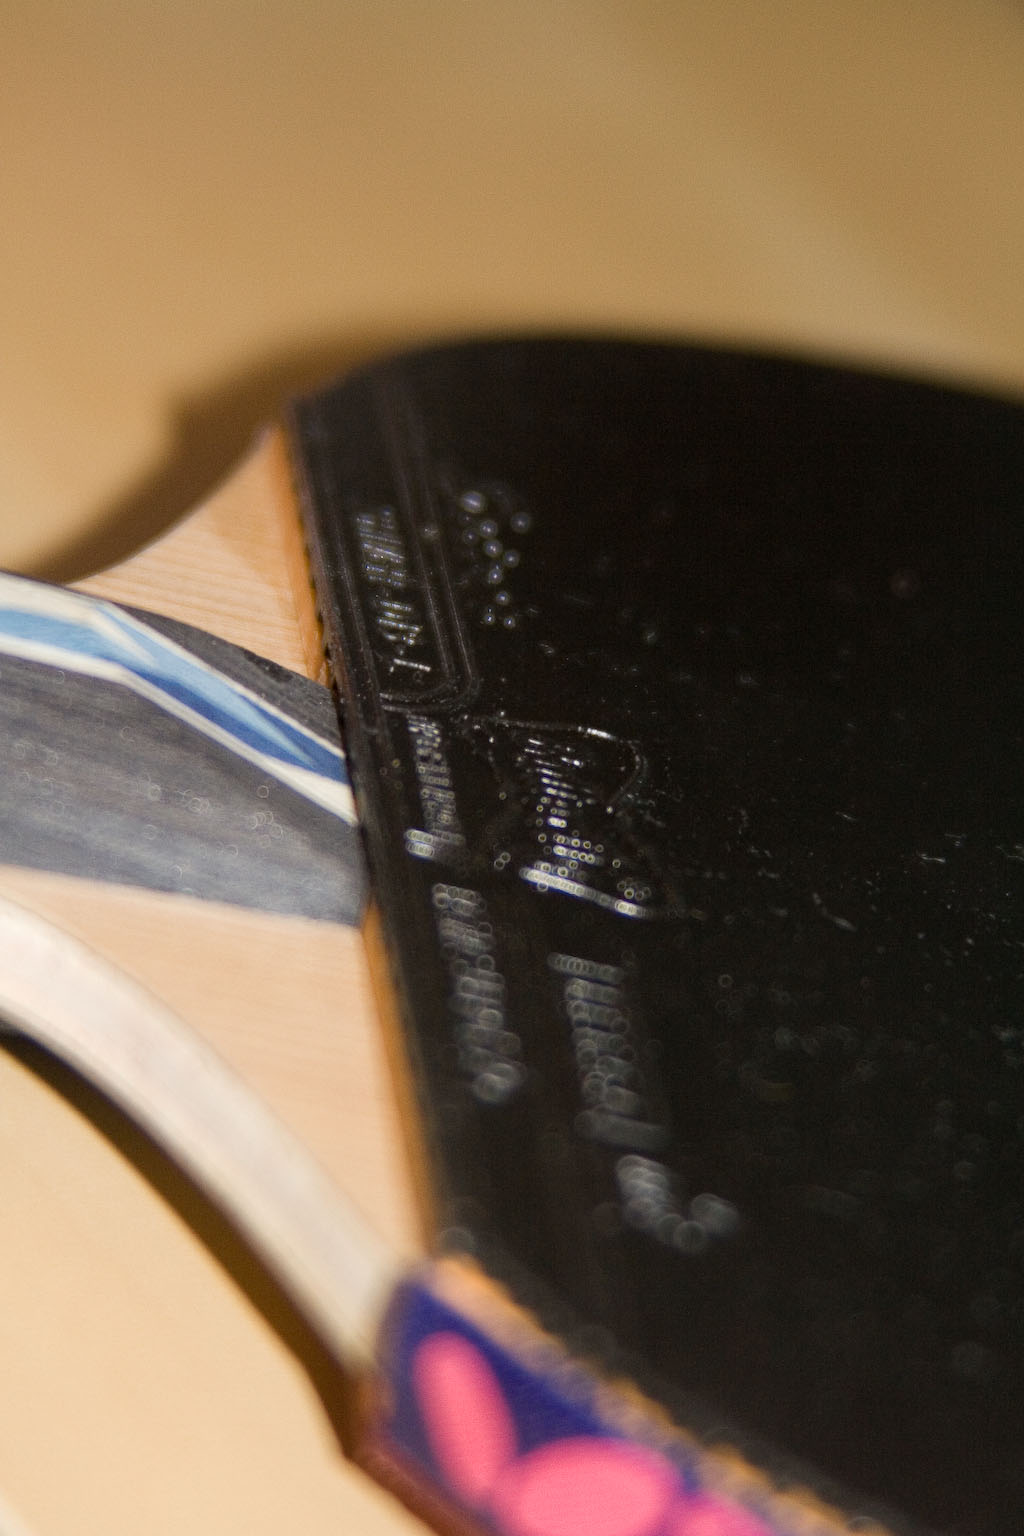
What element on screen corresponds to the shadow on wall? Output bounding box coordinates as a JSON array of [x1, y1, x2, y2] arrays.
[[33, 326, 425, 585]]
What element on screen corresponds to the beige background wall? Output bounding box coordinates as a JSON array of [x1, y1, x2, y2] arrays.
[[2, 1, 1023, 578]]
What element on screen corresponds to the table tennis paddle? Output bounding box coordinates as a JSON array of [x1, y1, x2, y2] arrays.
[[2, 338, 1022, 1536]]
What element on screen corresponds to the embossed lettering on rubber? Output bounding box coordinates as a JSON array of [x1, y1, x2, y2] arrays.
[[294, 339, 1024, 1535]]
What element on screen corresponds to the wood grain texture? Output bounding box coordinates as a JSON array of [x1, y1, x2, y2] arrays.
[[0, 866, 419, 1260], [0, 877, 428, 1535], [0, 891, 401, 1368], [77, 429, 327, 682], [0, 441, 429, 1533], [0, 1042, 426, 1536]]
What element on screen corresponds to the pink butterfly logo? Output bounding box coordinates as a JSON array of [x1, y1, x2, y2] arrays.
[[412, 1330, 774, 1536]]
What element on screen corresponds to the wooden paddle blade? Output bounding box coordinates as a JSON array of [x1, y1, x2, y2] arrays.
[[0, 892, 394, 1373], [0, 437, 422, 1532]]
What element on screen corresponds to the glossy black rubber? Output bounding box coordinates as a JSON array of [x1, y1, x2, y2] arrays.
[[295, 338, 1024, 1536]]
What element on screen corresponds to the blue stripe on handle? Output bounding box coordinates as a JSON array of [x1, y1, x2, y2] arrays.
[[0, 574, 354, 819]]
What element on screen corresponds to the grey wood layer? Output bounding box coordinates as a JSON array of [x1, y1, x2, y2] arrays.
[[0, 577, 365, 923]]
